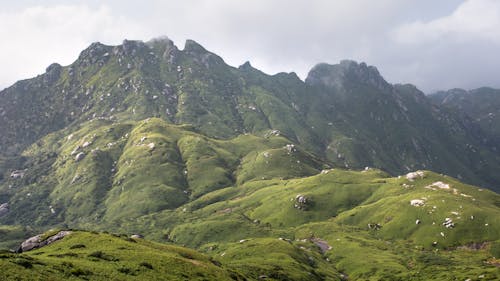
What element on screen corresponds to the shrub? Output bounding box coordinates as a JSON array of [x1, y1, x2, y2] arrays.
[[71, 268, 92, 276], [12, 258, 33, 268], [88, 251, 118, 261], [139, 261, 153, 269], [69, 244, 86, 249], [117, 267, 135, 275]]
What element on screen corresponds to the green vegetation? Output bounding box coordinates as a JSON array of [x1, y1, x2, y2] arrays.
[[0, 38, 499, 280]]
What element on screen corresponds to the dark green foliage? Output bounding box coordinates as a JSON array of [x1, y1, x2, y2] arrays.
[[139, 261, 153, 269], [69, 244, 86, 249], [88, 251, 118, 261], [12, 258, 33, 268], [417, 252, 454, 266]]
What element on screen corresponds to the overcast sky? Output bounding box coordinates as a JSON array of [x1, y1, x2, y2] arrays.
[[1, 0, 499, 93]]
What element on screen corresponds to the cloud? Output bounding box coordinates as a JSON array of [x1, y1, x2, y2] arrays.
[[393, 0, 500, 44], [0, 4, 151, 89], [386, 0, 500, 91], [1, 1, 499, 93]]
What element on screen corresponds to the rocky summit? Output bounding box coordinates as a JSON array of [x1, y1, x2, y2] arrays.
[[0, 37, 499, 280]]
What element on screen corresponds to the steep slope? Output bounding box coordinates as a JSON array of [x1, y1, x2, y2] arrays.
[[303, 62, 500, 191], [1, 38, 500, 191], [430, 87, 500, 143]]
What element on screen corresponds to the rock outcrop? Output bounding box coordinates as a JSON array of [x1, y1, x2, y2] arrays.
[[18, 231, 72, 252]]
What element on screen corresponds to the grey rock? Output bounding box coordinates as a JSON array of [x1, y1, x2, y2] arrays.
[[20, 231, 72, 252], [75, 152, 85, 162], [0, 203, 9, 217]]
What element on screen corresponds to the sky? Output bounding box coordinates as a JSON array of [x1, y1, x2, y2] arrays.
[[1, 0, 499, 93]]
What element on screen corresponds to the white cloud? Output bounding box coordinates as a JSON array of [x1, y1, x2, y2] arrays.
[[1, 1, 499, 93], [0, 4, 150, 89], [393, 0, 500, 44], [385, 0, 500, 91]]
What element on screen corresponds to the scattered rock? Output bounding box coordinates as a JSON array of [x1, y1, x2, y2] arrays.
[[148, 142, 155, 150], [284, 144, 296, 153], [368, 223, 382, 230], [425, 181, 451, 190], [294, 194, 310, 210], [410, 199, 425, 207], [75, 152, 85, 162], [10, 170, 25, 179], [131, 234, 144, 239], [443, 218, 455, 228], [71, 145, 81, 156], [406, 171, 424, 181]]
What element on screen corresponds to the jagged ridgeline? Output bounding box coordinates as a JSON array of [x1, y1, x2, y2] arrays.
[[0, 38, 499, 280]]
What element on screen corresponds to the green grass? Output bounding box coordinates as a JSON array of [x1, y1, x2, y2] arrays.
[[0, 231, 244, 280]]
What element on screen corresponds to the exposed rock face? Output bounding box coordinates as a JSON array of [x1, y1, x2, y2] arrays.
[[0, 203, 9, 216], [19, 230, 72, 252], [305, 60, 390, 92], [44, 63, 62, 85]]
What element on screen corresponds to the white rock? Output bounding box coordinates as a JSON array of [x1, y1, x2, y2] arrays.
[[426, 181, 450, 190], [406, 171, 424, 181], [75, 152, 85, 162], [410, 199, 425, 207], [148, 142, 155, 150]]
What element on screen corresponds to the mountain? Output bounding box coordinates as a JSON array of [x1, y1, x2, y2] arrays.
[[1, 38, 499, 191], [430, 87, 500, 144], [0, 37, 499, 280]]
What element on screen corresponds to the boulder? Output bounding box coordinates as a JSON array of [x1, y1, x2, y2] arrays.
[[406, 171, 424, 181], [75, 152, 85, 162], [410, 199, 425, 206], [0, 203, 9, 216], [19, 231, 72, 252], [10, 170, 25, 179]]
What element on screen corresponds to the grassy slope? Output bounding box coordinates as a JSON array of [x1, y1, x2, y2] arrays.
[[0, 118, 499, 280], [0, 231, 243, 281]]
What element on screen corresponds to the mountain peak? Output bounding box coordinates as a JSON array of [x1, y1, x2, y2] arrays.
[[184, 39, 208, 53], [306, 60, 390, 91], [183, 39, 224, 68], [238, 61, 255, 71]]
